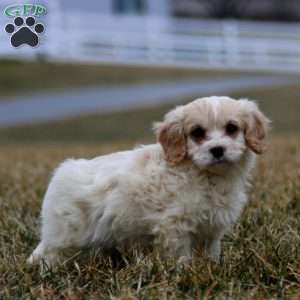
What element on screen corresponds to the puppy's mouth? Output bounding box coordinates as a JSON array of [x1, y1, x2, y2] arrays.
[[209, 157, 231, 166], [204, 157, 234, 175]]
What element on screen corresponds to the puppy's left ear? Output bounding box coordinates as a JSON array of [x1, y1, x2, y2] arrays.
[[239, 99, 271, 154], [153, 107, 187, 164]]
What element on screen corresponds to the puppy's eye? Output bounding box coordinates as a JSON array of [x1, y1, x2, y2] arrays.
[[190, 126, 206, 140], [225, 122, 239, 136]]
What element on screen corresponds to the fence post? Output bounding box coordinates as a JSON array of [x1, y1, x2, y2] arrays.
[[223, 21, 240, 67], [45, 0, 65, 61]]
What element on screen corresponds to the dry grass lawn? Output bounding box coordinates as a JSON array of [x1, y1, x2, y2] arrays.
[[0, 135, 299, 299]]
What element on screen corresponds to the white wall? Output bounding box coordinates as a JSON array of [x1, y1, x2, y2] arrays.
[[147, 0, 171, 16], [61, 0, 111, 13]]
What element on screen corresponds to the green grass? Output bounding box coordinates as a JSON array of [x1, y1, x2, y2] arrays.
[[0, 60, 248, 98], [1, 83, 300, 144], [0, 136, 299, 299]]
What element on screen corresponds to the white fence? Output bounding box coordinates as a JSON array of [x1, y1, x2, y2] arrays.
[[1, 13, 300, 73]]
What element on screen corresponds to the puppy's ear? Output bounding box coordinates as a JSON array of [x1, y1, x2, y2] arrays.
[[153, 107, 186, 164], [239, 99, 271, 154]]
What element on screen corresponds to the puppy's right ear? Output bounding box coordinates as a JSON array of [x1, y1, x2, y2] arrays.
[[153, 107, 186, 164]]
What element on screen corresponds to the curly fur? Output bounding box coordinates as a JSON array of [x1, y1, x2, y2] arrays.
[[28, 96, 270, 267]]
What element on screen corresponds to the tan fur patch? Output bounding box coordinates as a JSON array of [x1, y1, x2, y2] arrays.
[[158, 122, 186, 164]]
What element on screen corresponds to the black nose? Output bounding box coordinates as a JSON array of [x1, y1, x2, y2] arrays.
[[210, 146, 225, 159]]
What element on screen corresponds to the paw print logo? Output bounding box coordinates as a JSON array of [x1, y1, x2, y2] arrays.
[[5, 16, 44, 47]]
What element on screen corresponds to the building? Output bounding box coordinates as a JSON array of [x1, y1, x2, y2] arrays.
[[172, 0, 300, 21], [61, 0, 171, 16]]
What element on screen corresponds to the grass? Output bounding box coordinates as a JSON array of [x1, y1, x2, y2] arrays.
[[1, 83, 300, 144], [0, 83, 300, 298], [0, 60, 247, 98], [0, 136, 299, 299]]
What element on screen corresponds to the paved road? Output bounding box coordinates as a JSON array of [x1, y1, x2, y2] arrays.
[[0, 75, 293, 126]]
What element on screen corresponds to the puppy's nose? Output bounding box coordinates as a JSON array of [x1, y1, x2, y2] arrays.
[[210, 146, 225, 159]]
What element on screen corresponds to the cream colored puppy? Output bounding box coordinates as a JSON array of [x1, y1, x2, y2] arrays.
[[28, 96, 270, 267]]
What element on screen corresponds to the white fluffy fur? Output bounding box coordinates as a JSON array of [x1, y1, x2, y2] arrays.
[[28, 96, 270, 267]]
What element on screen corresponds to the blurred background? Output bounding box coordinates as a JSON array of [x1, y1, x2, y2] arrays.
[[0, 0, 299, 146]]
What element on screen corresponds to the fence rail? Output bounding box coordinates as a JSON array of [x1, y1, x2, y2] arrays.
[[1, 14, 300, 72]]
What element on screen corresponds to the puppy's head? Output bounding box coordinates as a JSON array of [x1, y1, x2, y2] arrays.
[[154, 96, 270, 171]]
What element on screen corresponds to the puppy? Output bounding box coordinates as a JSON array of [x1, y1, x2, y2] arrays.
[[28, 96, 270, 267]]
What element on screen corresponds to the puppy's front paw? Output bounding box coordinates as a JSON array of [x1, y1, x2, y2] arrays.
[[177, 255, 192, 265], [207, 252, 221, 264], [205, 239, 221, 263]]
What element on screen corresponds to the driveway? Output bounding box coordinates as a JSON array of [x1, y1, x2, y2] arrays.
[[0, 75, 293, 126]]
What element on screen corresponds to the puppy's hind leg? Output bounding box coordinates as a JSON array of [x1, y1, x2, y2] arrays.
[[27, 217, 67, 268], [27, 242, 60, 268], [27, 208, 84, 269]]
